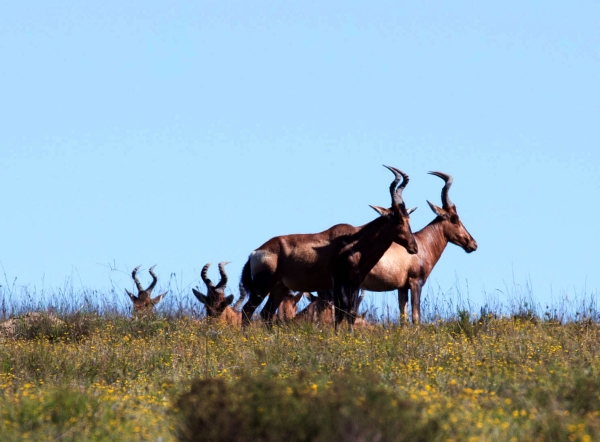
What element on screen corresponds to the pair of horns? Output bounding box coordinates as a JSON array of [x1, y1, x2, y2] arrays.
[[128, 265, 158, 296], [201, 262, 230, 292], [385, 166, 455, 210], [383, 165, 410, 211]]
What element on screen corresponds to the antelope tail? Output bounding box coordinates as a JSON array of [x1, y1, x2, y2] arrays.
[[240, 259, 254, 297]]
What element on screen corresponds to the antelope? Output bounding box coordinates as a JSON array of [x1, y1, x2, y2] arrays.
[[296, 291, 371, 328], [274, 291, 306, 323], [240, 165, 418, 331], [192, 262, 245, 325], [361, 171, 478, 324], [125, 265, 167, 314], [294, 292, 331, 324]]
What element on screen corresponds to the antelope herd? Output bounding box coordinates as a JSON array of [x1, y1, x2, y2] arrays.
[[119, 166, 477, 332]]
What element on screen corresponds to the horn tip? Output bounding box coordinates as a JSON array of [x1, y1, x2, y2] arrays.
[[428, 171, 453, 180]]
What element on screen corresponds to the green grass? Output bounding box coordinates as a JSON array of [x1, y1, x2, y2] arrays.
[[1, 287, 600, 441]]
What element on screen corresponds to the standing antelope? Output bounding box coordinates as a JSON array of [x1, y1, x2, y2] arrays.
[[192, 262, 245, 325], [125, 265, 167, 314], [362, 171, 478, 324], [240, 165, 418, 331]]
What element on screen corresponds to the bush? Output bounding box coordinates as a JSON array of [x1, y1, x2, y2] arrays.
[[174, 370, 441, 442], [0, 312, 68, 341]]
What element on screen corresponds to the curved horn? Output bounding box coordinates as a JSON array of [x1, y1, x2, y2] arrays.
[[428, 171, 454, 209], [201, 262, 215, 290], [232, 291, 246, 311], [146, 265, 158, 293], [131, 265, 144, 292], [215, 261, 230, 291], [383, 165, 409, 212]]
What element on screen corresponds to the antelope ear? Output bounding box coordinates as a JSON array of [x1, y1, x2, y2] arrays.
[[406, 207, 418, 215], [427, 200, 448, 219], [151, 293, 166, 305], [369, 205, 391, 216], [125, 289, 136, 302], [192, 288, 208, 304], [224, 294, 235, 307]]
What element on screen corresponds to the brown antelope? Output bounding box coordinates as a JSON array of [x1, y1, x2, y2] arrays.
[[361, 171, 478, 324], [294, 292, 331, 324], [192, 262, 245, 325], [296, 291, 371, 328], [274, 291, 305, 323], [240, 165, 418, 331], [125, 265, 167, 314]]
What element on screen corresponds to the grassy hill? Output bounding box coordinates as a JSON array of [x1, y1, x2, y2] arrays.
[[1, 288, 599, 441]]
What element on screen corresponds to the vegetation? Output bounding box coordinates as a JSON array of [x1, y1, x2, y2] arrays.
[[1, 285, 600, 441]]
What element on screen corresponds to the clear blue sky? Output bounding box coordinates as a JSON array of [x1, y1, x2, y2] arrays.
[[1, 1, 599, 315]]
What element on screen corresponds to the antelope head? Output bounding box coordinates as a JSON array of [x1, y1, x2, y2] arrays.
[[125, 265, 167, 314], [275, 291, 306, 322], [427, 171, 478, 253], [370, 165, 419, 255], [192, 262, 235, 318], [301, 292, 335, 324], [300, 291, 370, 326]]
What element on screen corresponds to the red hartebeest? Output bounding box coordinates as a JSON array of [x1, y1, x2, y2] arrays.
[[274, 291, 306, 323], [362, 171, 477, 324], [294, 292, 333, 324], [125, 265, 167, 314], [192, 262, 245, 325], [296, 291, 371, 328], [240, 165, 418, 331]]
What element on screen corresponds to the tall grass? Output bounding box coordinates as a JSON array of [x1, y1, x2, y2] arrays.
[[1, 281, 600, 441], [0, 274, 202, 319]]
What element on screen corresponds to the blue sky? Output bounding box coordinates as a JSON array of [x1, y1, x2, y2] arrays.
[[1, 1, 599, 315]]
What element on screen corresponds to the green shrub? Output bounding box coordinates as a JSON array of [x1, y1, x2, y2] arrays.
[[174, 370, 441, 442]]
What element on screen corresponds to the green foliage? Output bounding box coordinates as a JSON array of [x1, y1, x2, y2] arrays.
[[1, 313, 69, 341], [511, 302, 539, 324], [1, 299, 600, 441], [0, 385, 132, 442], [449, 309, 484, 339], [174, 370, 441, 442]]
